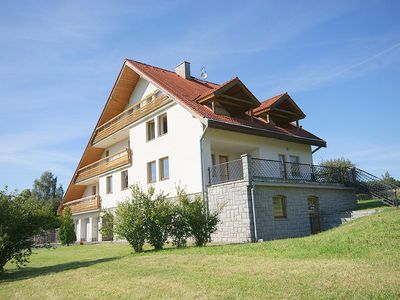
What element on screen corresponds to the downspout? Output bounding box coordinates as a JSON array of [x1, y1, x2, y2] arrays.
[[200, 118, 209, 208], [250, 184, 258, 242]]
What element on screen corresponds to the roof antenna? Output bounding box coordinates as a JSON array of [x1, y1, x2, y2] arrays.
[[200, 66, 208, 80]]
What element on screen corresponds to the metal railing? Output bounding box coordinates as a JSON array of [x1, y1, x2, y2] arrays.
[[252, 158, 348, 184], [208, 159, 244, 185]]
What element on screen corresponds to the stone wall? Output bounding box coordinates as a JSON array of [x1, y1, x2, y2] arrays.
[[253, 184, 357, 240], [207, 179, 254, 243], [207, 154, 357, 244]]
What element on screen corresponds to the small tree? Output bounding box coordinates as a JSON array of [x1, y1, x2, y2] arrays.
[[114, 185, 147, 252], [320, 157, 355, 169], [100, 210, 114, 241], [145, 193, 173, 250], [58, 207, 76, 246], [181, 194, 220, 247], [169, 201, 190, 247], [0, 188, 57, 271]]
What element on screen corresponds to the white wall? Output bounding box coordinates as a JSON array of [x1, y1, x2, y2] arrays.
[[128, 102, 204, 197], [128, 77, 158, 106], [205, 128, 313, 165]]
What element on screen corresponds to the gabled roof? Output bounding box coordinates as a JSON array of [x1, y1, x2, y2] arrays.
[[63, 59, 326, 204], [254, 92, 306, 122]]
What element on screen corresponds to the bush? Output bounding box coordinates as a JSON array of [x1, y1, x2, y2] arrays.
[[169, 191, 191, 247], [0, 188, 57, 271], [114, 185, 220, 252], [100, 210, 114, 241], [114, 185, 147, 252], [58, 206, 76, 245], [145, 192, 172, 250], [181, 194, 220, 247]]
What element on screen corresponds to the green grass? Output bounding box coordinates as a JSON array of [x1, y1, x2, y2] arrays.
[[1, 208, 400, 299], [356, 198, 386, 210]]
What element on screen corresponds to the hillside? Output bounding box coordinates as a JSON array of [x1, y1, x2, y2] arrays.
[[1, 208, 399, 299]]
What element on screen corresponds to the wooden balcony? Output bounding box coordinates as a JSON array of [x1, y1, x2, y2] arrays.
[[75, 148, 132, 183], [63, 195, 101, 214], [93, 90, 172, 144]]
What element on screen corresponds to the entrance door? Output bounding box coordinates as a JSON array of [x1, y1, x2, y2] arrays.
[[308, 196, 321, 234]]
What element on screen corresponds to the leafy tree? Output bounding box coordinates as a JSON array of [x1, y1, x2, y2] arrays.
[[0, 188, 57, 272], [114, 185, 148, 252], [169, 200, 191, 247], [58, 207, 76, 246], [320, 157, 355, 169], [181, 194, 220, 247], [32, 171, 64, 214], [381, 171, 400, 187], [145, 192, 172, 250], [100, 210, 114, 241]]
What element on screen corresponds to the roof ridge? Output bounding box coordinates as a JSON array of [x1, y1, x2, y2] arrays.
[[126, 58, 220, 86]]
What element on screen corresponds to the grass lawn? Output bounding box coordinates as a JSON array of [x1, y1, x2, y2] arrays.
[[356, 198, 387, 210], [1, 208, 400, 299]]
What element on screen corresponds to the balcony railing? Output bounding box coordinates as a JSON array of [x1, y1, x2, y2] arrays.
[[63, 195, 101, 214], [208, 159, 244, 185], [93, 90, 172, 144], [75, 148, 132, 183], [208, 157, 352, 186], [252, 158, 350, 184]]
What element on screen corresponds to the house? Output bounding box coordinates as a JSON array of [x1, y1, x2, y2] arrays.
[[60, 59, 359, 244]]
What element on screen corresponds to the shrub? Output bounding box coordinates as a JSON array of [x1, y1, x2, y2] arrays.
[[180, 193, 220, 247], [58, 206, 76, 245], [0, 188, 57, 271], [145, 192, 172, 250], [100, 210, 114, 241], [169, 194, 191, 247], [114, 185, 147, 252]]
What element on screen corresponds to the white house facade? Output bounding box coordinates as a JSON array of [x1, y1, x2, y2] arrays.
[[61, 59, 361, 244]]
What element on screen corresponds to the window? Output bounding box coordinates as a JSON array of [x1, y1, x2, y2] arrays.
[[147, 161, 157, 183], [272, 195, 287, 219], [121, 170, 129, 190], [146, 119, 155, 141], [159, 157, 169, 180], [158, 113, 168, 136], [106, 176, 113, 194], [289, 155, 300, 177], [92, 186, 97, 195]]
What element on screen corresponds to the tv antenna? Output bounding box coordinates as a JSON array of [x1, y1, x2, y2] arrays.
[[200, 66, 208, 80]]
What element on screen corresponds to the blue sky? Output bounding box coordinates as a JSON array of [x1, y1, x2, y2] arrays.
[[0, 0, 399, 191]]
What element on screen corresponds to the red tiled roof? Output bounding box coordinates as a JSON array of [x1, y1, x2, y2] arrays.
[[126, 59, 325, 146], [253, 93, 286, 113]]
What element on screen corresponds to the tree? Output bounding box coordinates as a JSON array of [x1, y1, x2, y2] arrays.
[[381, 171, 400, 187], [32, 171, 64, 214], [0, 188, 57, 272], [100, 210, 114, 241], [114, 185, 148, 252], [320, 157, 355, 169], [58, 207, 76, 246], [181, 193, 220, 247]]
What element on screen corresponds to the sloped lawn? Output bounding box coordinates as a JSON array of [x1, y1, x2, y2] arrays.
[[1, 208, 400, 299]]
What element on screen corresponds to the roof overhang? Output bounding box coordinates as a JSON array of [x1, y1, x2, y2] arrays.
[[254, 93, 306, 122], [197, 77, 260, 113], [207, 119, 327, 147]]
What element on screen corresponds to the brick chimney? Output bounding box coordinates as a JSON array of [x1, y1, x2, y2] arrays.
[[175, 61, 191, 79]]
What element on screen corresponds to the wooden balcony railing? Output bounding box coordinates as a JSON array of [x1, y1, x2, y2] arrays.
[[63, 195, 101, 214], [75, 148, 132, 183], [93, 90, 172, 144]]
